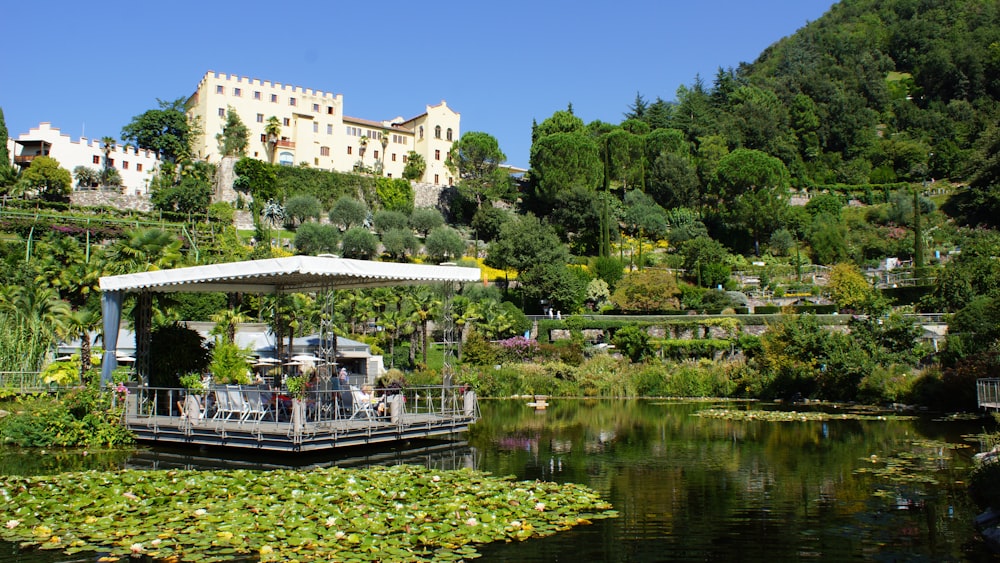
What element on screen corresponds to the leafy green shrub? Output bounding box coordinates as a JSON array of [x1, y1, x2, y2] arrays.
[[574, 355, 634, 397], [0, 387, 132, 447], [857, 364, 915, 404], [612, 325, 651, 362], [208, 342, 250, 385]]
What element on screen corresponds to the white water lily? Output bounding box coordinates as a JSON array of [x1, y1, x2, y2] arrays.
[[431, 475, 441, 483], [466, 517, 478, 526], [130, 542, 144, 554], [194, 508, 207, 516], [534, 502, 546, 511], [334, 531, 346, 540], [325, 516, 337, 527], [5, 520, 20, 529], [510, 520, 522, 529]]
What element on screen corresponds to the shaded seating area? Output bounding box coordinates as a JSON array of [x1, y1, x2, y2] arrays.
[[99, 255, 482, 452]]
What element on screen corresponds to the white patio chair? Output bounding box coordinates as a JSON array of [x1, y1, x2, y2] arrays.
[[227, 385, 250, 422], [212, 386, 233, 420], [350, 386, 376, 420], [242, 385, 269, 423]]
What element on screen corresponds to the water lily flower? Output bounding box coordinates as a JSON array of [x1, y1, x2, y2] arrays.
[[194, 508, 207, 516], [466, 517, 478, 527], [510, 520, 522, 529], [325, 516, 337, 527], [260, 545, 274, 555], [5, 520, 19, 529], [534, 502, 546, 511], [130, 543, 143, 554], [334, 531, 346, 540], [432, 475, 441, 483], [150, 539, 161, 547], [123, 491, 139, 500]]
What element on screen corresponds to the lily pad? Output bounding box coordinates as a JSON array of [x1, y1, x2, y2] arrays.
[[0, 465, 616, 562]]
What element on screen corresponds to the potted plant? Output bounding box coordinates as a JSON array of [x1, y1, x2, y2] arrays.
[[284, 374, 309, 431], [179, 373, 206, 423], [208, 341, 252, 385]]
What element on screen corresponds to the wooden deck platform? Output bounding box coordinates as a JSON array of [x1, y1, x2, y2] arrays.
[[124, 386, 479, 452]]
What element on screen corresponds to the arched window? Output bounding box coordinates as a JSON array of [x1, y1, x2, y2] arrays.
[[446, 128, 453, 141], [434, 125, 441, 139], [419, 126, 424, 139]]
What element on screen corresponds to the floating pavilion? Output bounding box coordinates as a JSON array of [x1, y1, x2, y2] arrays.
[[98, 255, 482, 452]]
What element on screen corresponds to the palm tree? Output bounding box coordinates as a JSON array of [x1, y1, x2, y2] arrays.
[[101, 136, 116, 180], [210, 308, 251, 344], [105, 228, 184, 275], [264, 117, 281, 165], [379, 130, 389, 176], [62, 307, 101, 381], [0, 284, 72, 338], [406, 287, 442, 367], [358, 136, 369, 171]]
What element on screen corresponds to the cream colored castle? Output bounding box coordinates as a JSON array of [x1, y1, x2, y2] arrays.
[[7, 123, 161, 195], [187, 71, 460, 185]]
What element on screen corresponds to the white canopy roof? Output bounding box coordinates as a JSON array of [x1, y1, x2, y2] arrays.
[[99, 255, 482, 294]]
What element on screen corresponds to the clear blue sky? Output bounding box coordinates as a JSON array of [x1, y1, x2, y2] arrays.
[[2, 1, 837, 170]]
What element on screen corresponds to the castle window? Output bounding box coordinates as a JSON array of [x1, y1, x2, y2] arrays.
[[233, 88, 242, 97], [419, 126, 424, 139], [320, 146, 330, 156], [257, 113, 264, 123], [327, 106, 334, 115], [218, 108, 226, 117], [347, 146, 352, 155], [137, 163, 143, 172], [283, 118, 290, 126], [434, 126, 441, 139], [312, 103, 320, 112], [216, 85, 224, 94], [313, 122, 319, 133], [254, 91, 261, 100], [93, 155, 100, 164], [446, 128, 453, 141], [271, 94, 278, 103], [123, 161, 129, 170], [435, 149, 441, 160], [392, 153, 396, 162], [374, 150, 379, 160], [289, 97, 297, 106]]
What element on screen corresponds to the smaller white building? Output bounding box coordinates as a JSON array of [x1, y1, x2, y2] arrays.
[[7, 123, 161, 195]]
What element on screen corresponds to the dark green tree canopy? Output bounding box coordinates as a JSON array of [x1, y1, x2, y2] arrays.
[[423, 226, 466, 263], [19, 156, 72, 201], [328, 196, 369, 230], [121, 98, 194, 163], [445, 131, 511, 208], [528, 132, 602, 207], [284, 194, 323, 228]]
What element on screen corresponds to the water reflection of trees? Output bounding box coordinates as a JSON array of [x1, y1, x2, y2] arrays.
[[471, 399, 976, 559]]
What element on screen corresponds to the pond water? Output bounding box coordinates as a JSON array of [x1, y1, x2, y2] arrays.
[[1, 399, 997, 562]]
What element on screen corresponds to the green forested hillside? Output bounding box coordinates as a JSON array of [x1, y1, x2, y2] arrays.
[[746, 0, 1000, 184]]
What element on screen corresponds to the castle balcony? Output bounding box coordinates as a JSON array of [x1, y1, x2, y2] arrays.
[[13, 155, 38, 167], [276, 139, 296, 149]]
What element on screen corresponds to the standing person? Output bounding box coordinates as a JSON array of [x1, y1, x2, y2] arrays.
[[337, 367, 353, 415]]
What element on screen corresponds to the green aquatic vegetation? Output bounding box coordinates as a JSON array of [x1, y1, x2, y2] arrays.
[[692, 408, 918, 422], [854, 439, 972, 494], [0, 464, 616, 562]]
